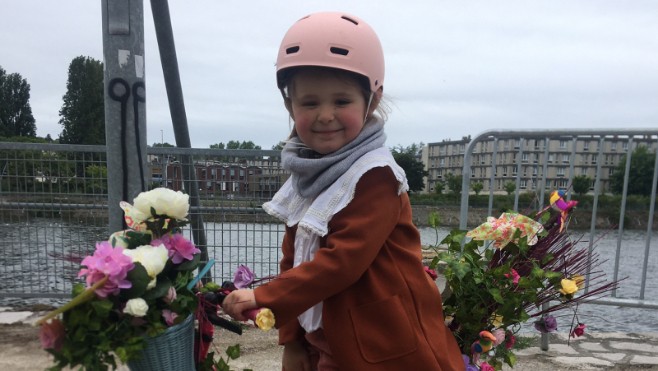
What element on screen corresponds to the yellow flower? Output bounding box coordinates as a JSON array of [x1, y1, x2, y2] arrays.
[[572, 274, 585, 289], [490, 313, 504, 328], [559, 278, 579, 296], [255, 308, 276, 331]]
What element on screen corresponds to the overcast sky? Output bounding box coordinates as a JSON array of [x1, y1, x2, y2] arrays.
[[2, 1, 657, 149]]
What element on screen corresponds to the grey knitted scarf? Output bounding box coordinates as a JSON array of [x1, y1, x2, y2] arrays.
[[281, 118, 387, 199]]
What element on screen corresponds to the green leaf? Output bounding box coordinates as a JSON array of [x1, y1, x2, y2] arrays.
[[91, 299, 113, 317], [505, 351, 517, 367], [175, 253, 200, 271], [142, 277, 172, 300], [123, 263, 150, 298], [490, 288, 504, 304], [226, 344, 241, 360]]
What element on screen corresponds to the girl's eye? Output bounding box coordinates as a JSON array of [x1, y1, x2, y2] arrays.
[[300, 101, 317, 107], [336, 99, 351, 106]]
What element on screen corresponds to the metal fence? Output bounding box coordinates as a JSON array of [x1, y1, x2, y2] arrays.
[[0, 142, 287, 299]]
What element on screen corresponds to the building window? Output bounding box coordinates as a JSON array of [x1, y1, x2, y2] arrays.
[[583, 141, 589, 150], [562, 154, 570, 163], [611, 142, 617, 151], [522, 153, 529, 162], [548, 154, 555, 163], [520, 179, 527, 189], [557, 168, 565, 177], [622, 141, 629, 151], [560, 140, 568, 149]]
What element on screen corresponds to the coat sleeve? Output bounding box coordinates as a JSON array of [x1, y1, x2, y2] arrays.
[[275, 225, 305, 344], [254, 166, 402, 327]]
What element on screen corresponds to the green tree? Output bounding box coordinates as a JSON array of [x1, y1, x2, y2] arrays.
[[0, 66, 36, 137], [58, 56, 104, 144], [504, 181, 516, 195], [445, 172, 462, 195], [610, 146, 656, 195], [471, 181, 484, 196], [572, 175, 592, 196], [210, 141, 262, 150], [434, 180, 445, 195], [391, 144, 428, 192]]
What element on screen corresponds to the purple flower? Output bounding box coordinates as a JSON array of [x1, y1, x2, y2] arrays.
[[151, 233, 200, 264], [462, 354, 479, 371], [78, 241, 134, 297], [534, 315, 558, 333], [233, 265, 255, 289]]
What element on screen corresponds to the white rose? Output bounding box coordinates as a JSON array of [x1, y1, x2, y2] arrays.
[[123, 244, 169, 289], [123, 298, 149, 317], [132, 188, 189, 220]]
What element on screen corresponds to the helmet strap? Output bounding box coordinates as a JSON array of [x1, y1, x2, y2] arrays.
[[363, 92, 375, 123]]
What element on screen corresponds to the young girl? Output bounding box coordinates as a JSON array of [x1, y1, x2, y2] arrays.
[[223, 12, 464, 371]]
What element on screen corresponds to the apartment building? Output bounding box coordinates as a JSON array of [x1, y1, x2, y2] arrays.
[[422, 135, 657, 194]]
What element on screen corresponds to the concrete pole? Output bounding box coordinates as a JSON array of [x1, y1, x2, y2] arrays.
[[102, 0, 148, 233]]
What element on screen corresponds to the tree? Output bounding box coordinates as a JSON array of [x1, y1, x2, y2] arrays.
[[504, 181, 516, 195], [58, 56, 105, 144], [434, 181, 445, 195], [471, 181, 484, 196], [610, 146, 656, 196], [572, 175, 592, 196], [391, 144, 428, 192], [210, 141, 262, 150], [445, 173, 462, 195], [0, 66, 36, 137]]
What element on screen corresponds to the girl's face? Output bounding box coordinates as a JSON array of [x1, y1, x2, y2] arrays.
[[288, 69, 374, 155]]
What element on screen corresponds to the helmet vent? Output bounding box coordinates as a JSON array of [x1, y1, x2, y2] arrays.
[[341, 15, 358, 25], [330, 47, 349, 56], [286, 46, 300, 55]]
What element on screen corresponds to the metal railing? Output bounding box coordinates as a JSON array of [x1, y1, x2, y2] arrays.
[[458, 129, 658, 348], [0, 142, 287, 299]]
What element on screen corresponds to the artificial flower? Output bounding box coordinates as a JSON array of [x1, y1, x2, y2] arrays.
[[505, 332, 516, 350], [559, 278, 579, 296], [504, 268, 520, 285], [571, 323, 586, 338], [462, 354, 479, 371], [490, 313, 504, 328], [123, 244, 168, 289], [491, 328, 506, 346], [123, 298, 149, 317], [39, 319, 65, 351], [162, 309, 179, 326], [480, 362, 496, 371], [424, 266, 438, 280], [534, 315, 558, 333], [573, 274, 585, 289], [152, 233, 201, 264], [233, 265, 255, 289], [132, 187, 189, 221], [78, 241, 134, 298], [465, 212, 543, 248], [244, 308, 276, 331], [163, 286, 177, 304]]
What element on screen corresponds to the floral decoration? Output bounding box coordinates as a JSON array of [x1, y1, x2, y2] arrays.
[[37, 187, 202, 371], [427, 195, 620, 370]]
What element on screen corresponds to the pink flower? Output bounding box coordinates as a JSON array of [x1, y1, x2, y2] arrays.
[[504, 268, 520, 285], [233, 265, 255, 289], [78, 241, 134, 297], [424, 266, 438, 280], [491, 328, 505, 346], [480, 362, 495, 371], [151, 233, 200, 264], [163, 286, 177, 304], [505, 331, 516, 350], [571, 323, 586, 338], [39, 319, 65, 351], [162, 309, 179, 326]]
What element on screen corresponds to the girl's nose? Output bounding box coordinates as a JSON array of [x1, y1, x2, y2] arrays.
[[317, 104, 335, 123]]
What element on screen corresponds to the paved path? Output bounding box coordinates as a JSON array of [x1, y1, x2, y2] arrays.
[[3, 308, 658, 370]]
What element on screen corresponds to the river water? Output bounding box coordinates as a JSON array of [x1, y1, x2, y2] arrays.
[[1, 219, 656, 333]]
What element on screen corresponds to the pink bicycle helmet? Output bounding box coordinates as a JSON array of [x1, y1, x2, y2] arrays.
[[276, 12, 385, 93]]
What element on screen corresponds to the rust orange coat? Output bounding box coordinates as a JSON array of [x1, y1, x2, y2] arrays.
[[254, 167, 464, 371]]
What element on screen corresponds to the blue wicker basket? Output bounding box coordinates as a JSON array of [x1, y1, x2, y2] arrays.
[[127, 314, 195, 371]]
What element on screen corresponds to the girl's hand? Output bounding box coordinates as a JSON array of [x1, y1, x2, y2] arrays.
[[282, 340, 311, 371], [222, 289, 256, 321]]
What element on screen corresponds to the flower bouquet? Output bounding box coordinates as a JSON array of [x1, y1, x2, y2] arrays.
[[37, 188, 202, 371], [427, 194, 620, 370]]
